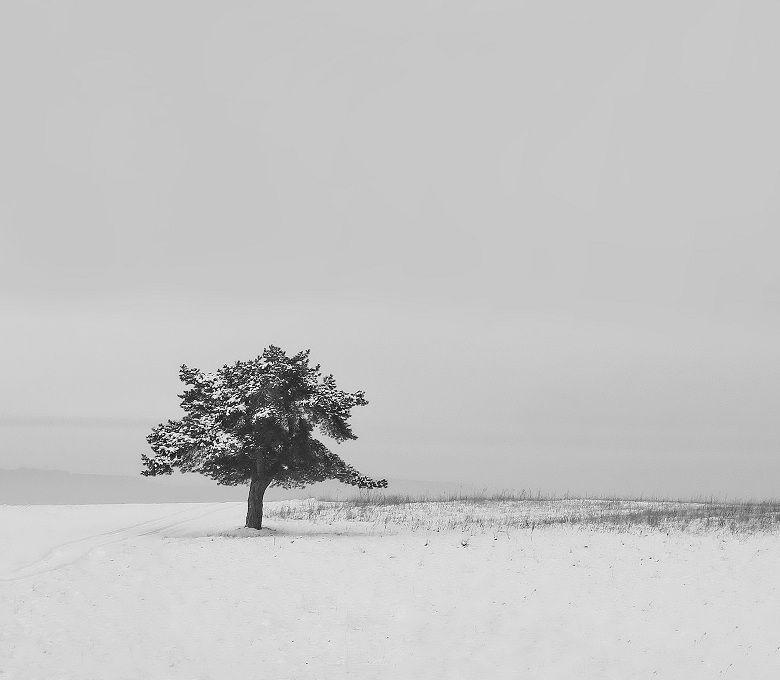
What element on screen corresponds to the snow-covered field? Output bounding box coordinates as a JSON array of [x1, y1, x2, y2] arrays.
[[2, 501, 779, 679]]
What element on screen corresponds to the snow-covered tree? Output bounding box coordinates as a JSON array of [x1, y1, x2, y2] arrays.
[[142, 345, 386, 528]]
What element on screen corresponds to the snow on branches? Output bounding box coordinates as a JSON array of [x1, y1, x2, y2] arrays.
[[142, 346, 386, 490]]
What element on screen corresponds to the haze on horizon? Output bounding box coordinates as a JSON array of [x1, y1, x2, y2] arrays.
[[1, 1, 779, 500]]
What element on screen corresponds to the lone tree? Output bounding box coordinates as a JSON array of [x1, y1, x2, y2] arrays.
[[142, 345, 386, 529]]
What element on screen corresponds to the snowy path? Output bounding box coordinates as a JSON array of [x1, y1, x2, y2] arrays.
[[2, 503, 780, 679], [0, 503, 241, 581]]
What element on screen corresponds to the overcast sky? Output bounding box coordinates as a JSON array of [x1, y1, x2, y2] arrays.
[[1, 0, 779, 499]]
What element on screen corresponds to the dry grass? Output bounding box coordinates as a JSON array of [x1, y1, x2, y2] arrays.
[[263, 490, 780, 534]]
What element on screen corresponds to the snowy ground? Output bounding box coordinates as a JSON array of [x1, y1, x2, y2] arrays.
[[2, 501, 779, 679]]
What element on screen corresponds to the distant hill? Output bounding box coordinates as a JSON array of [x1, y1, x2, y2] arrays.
[[0, 468, 475, 505]]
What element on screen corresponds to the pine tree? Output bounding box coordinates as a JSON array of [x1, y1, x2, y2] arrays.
[[142, 345, 386, 528]]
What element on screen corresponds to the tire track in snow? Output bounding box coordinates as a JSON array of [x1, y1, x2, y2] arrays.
[[0, 502, 242, 581]]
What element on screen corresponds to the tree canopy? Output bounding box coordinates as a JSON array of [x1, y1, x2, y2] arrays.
[[142, 345, 386, 527]]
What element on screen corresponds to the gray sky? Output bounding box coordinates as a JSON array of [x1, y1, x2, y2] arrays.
[[1, 0, 779, 499]]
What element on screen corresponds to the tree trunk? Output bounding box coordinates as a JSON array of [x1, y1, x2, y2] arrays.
[[246, 468, 272, 529]]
